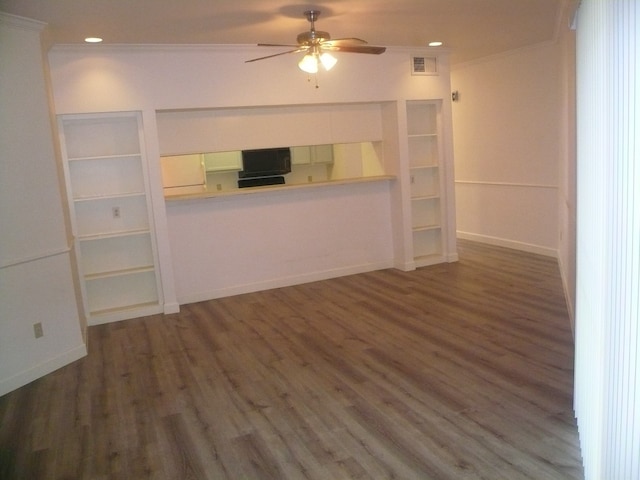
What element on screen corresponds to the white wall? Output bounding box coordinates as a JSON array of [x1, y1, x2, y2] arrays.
[[451, 42, 564, 256], [0, 14, 86, 396], [47, 45, 456, 307], [48, 45, 453, 112], [167, 181, 394, 303]]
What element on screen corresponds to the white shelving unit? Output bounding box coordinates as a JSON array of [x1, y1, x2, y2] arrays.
[[59, 112, 162, 325], [406, 101, 445, 267]]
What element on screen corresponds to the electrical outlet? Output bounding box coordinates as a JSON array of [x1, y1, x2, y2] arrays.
[[112, 206, 121, 218], [33, 322, 43, 338]]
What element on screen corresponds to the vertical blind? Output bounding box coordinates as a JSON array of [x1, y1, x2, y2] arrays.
[[575, 1, 640, 479]]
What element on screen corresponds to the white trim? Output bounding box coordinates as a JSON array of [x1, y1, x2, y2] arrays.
[[395, 260, 416, 272], [557, 252, 575, 334], [455, 180, 558, 190], [176, 259, 394, 306], [452, 39, 558, 71], [0, 12, 46, 31], [165, 175, 396, 202], [0, 344, 87, 397], [457, 231, 557, 258], [0, 246, 71, 270], [88, 304, 165, 326], [163, 302, 180, 314], [49, 43, 451, 56]]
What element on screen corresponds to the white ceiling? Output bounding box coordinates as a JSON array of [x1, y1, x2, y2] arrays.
[[0, 0, 577, 64]]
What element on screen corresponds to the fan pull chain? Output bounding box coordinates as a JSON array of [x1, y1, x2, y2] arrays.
[[306, 73, 320, 88]]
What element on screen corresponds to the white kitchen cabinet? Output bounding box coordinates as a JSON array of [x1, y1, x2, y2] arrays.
[[161, 154, 205, 188], [291, 145, 334, 165], [203, 151, 242, 172]]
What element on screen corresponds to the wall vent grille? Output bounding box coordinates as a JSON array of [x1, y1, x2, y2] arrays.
[[411, 56, 437, 75]]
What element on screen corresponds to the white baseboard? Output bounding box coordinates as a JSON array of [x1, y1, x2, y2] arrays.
[[88, 304, 164, 326], [177, 260, 395, 306], [457, 231, 558, 258], [557, 254, 575, 335], [0, 343, 87, 397], [394, 259, 416, 271], [163, 302, 180, 314]]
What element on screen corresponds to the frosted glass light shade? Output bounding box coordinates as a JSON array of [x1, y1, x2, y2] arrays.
[[298, 51, 338, 73], [298, 54, 319, 73], [319, 53, 337, 70]]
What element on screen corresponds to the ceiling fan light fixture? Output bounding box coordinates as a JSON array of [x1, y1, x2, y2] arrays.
[[319, 52, 337, 71], [247, 8, 383, 82], [298, 54, 319, 73], [298, 51, 337, 74]]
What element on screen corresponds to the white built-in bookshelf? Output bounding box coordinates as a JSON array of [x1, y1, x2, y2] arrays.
[[406, 101, 445, 266], [58, 112, 163, 325]]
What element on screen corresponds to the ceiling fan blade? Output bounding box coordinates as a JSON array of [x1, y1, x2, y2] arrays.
[[246, 10, 386, 66], [327, 45, 387, 55], [322, 38, 368, 47], [257, 43, 301, 48], [245, 48, 306, 63]]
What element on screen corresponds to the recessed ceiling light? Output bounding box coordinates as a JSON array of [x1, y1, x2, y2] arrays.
[[84, 37, 103, 43], [428, 41, 443, 47]]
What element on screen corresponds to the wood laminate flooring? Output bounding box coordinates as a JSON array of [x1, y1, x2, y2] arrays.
[[0, 240, 583, 479]]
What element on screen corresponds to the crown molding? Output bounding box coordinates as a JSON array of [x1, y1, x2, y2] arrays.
[[0, 12, 46, 32]]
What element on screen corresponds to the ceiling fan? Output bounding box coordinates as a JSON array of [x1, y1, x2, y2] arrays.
[[245, 10, 386, 74]]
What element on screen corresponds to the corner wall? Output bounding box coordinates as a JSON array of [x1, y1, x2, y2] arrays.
[[451, 20, 577, 325], [0, 14, 86, 396], [451, 42, 564, 257]]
